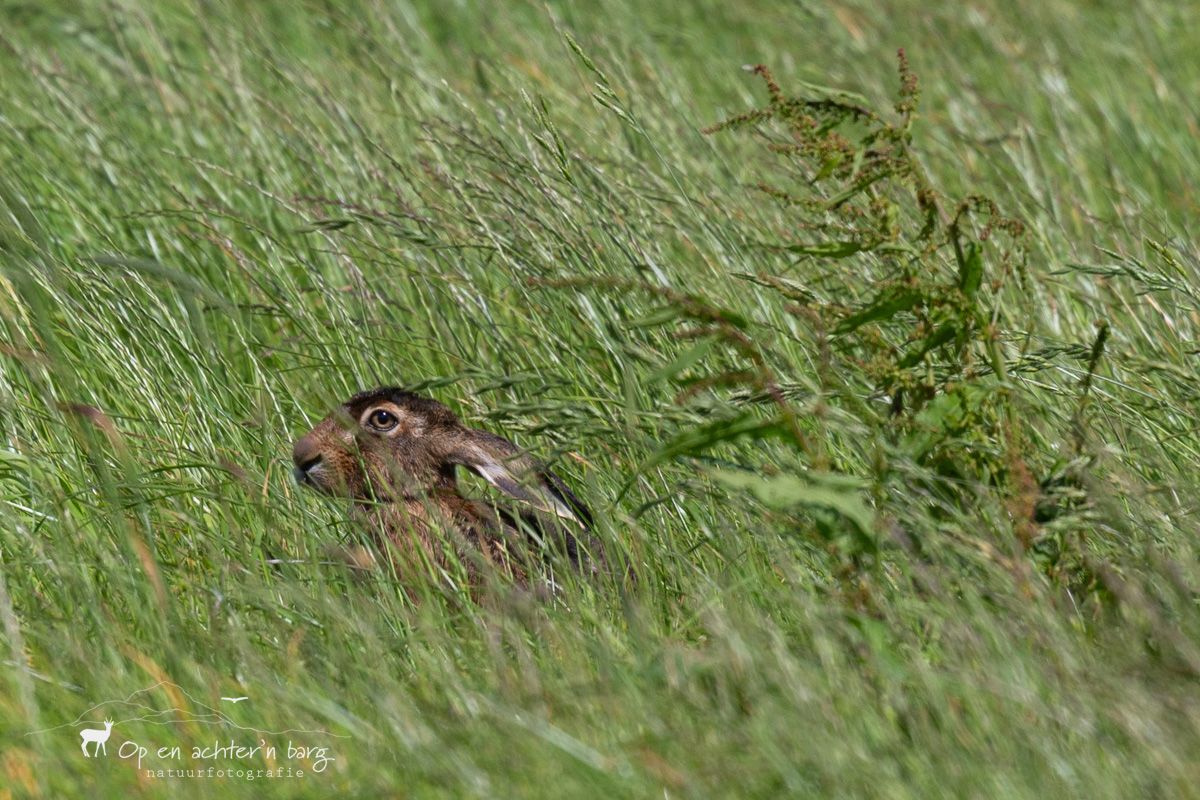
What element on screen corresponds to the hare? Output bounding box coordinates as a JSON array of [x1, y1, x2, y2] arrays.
[[291, 386, 601, 588]]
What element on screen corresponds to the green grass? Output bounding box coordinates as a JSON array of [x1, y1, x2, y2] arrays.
[[2, 0, 1200, 796]]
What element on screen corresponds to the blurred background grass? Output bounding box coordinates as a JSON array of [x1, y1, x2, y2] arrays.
[[2, 0, 1200, 796]]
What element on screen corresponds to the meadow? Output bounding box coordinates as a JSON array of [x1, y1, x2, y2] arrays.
[[2, 0, 1200, 796]]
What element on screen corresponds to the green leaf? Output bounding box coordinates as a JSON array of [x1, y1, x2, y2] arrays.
[[898, 323, 957, 368], [813, 153, 845, 182], [958, 242, 984, 297], [649, 337, 718, 383], [643, 413, 788, 470], [822, 171, 890, 209], [834, 288, 923, 335], [625, 306, 682, 329], [901, 384, 988, 459], [297, 218, 355, 232], [782, 240, 865, 258], [708, 469, 875, 540], [795, 81, 874, 109], [733, 273, 816, 303]]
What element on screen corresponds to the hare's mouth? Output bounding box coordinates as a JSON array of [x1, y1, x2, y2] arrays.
[[294, 461, 336, 494], [294, 461, 374, 501]]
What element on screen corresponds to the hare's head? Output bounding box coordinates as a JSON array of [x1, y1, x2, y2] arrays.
[[291, 387, 588, 523]]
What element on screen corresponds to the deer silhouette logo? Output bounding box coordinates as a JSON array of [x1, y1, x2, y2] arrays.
[[80, 719, 114, 757]]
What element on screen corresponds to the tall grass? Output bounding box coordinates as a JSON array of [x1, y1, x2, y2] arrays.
[[2, 0, 1200, 796]]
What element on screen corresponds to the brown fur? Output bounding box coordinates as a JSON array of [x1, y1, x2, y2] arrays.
[[292, 387, 598, 589]]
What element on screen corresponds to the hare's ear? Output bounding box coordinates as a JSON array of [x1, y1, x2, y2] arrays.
[[450, 430, 591, 526]]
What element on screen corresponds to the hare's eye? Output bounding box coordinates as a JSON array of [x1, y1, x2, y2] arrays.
[[366, 409, 398, 432]]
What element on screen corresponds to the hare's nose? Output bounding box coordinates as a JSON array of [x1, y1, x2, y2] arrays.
[[292, 435, 323, 474]]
